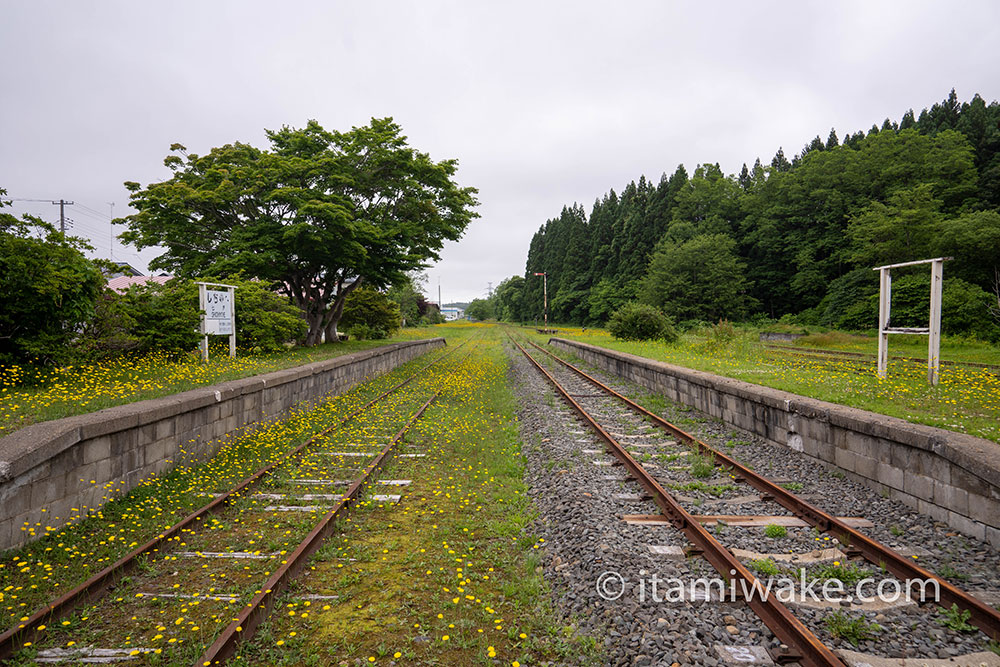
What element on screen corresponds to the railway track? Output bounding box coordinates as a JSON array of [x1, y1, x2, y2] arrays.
[[509, 335, 1000, 666], [1, 340, 477, 665]]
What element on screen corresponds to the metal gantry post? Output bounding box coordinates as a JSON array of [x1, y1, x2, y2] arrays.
[[928, 259, 944, 385], [873, 257, 950, 385], [877, 267, 891, 378]]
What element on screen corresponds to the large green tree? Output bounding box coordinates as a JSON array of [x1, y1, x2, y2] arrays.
[[119, 118, 478, 345]]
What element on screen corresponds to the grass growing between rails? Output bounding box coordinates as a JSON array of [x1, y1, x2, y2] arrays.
[[0, 349, 455, 635], [521, 325, 1000, 444], [233, 332, 601, 666], [0, 324, 478, 437]]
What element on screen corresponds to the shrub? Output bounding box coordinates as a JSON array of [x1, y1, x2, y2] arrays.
[[121, 279, 201, 354], [607, 302, 678, 342], [219, 277, 307, 352], [340, 287, 402, 339], [346, 323, 381, 341], [76, 289, 140, 358], [0, 209, 103, 365], [86, 276, 306, 357]]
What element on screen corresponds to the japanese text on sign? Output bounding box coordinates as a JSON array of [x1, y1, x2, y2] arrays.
[[203, 289, 232, 335]]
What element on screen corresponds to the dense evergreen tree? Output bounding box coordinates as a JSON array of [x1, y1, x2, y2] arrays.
[[508, 89, 1000, 340], [770, 147, 791, 172], [826, 129, 840, 149]]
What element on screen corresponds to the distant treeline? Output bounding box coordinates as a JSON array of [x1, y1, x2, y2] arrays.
[[486, 90, 1000, 340]]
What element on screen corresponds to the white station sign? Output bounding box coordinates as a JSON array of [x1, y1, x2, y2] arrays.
[[203, 289, 233, 335]]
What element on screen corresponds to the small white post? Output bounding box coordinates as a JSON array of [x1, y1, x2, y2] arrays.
[[928, 259, 943, 385], [198, 282, 209, 363], [228, 285, 237, 358], [877, 267, 891, 378]]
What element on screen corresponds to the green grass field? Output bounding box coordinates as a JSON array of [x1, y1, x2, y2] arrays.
[[520, 324, 1000, 444], [0, 325, 457, 437]]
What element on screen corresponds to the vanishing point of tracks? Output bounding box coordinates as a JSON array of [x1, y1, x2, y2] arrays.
[[510, 335, 1000, 666], [1, 340, 478, 665]]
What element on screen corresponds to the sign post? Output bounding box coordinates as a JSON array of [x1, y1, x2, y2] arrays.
[[196, 281, 237, 362]]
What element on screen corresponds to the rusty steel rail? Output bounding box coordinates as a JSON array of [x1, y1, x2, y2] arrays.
[[197, 390, 439, 665], [529, 338, 1000, 643], [0, 341, 464, 661], [511, 338, 845, 667]]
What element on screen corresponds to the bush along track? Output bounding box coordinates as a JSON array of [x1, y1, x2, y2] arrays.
[[0, 342, 464, 664]]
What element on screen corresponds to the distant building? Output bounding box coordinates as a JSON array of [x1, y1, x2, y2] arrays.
[[107, 261, 143, 279], [441, 307, 464, 321], [102, 261, 174, 293], [106, 275, 174, 293]]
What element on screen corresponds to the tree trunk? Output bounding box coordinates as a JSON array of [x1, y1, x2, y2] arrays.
[[304, 311, 325, 346], [324, 318, 340, 342], [323, 277, 362, 342]]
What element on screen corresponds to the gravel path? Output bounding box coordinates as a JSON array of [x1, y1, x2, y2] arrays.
[[507, 341, 1000, 666]]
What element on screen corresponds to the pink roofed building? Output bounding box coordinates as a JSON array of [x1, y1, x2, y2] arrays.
[[106, 275, 173, 293]]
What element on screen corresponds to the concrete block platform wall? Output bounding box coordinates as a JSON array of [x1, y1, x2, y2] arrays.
[[0, 338, 445, 552], [549, 338, 1000, 549]]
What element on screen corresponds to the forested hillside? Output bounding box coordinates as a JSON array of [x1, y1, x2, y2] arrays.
[[495, 90, 1000, 340]]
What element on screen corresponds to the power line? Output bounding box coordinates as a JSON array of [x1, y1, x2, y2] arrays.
[[74, 202, 112, 220], [3, 197, 75, 233], [70, 208, 112, 225]]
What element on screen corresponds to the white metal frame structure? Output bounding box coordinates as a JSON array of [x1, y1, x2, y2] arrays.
[[872, 257, 950, 385], [195, 281, 237, 362]]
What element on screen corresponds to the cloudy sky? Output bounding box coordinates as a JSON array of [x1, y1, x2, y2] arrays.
[[2, 1, 998, 303]]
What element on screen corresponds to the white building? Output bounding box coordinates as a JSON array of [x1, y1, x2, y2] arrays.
[[441, 307, 464, 321]]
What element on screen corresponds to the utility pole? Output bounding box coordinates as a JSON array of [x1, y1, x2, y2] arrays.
[[52, 199, 74, 234], [108, 202, 115, 259]]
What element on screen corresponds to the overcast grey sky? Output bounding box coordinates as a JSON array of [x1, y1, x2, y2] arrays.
[[2, 1, 998, 303]]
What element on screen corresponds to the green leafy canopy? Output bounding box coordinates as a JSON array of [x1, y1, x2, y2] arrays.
[[119, 118, 478, 344]]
